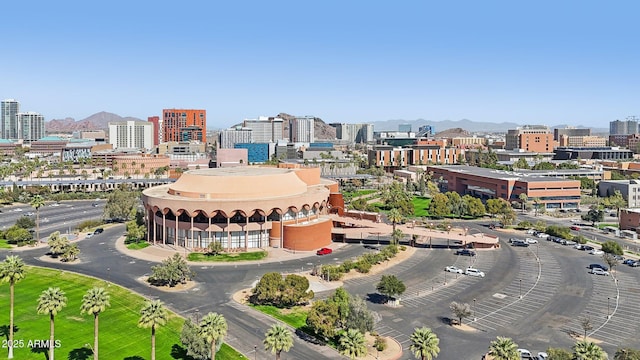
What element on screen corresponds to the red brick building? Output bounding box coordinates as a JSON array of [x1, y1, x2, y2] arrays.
[[162, 109, 206, 143]]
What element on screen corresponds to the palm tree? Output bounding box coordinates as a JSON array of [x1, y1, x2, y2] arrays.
[[138, 300, 168, 360], [0, 255, 26, 359], [199, 312, 228, 360], [30, 194, 45, 244], [409, 327, 440, 360], [488, 336, 519, 360], [80, 287, 111, 360], [387, 208, 403, 233], [264, 324, 293, 360], [36, 287, 67, 360], [573, 340, 608, 360], [338, 328, 367, 360]]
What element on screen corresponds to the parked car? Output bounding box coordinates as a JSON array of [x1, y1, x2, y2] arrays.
[[631, 261, 640, 267], [512, 240, 530, 247], [526, 229, 536, 235], [563, 240, 577, 246], [588, 264, 609, 271], [455, 249, 476, 256], [613, 254, 625, 261], [536, 233, 550, 238], [623, 259, 636, 266], [316, 247, 333, 256], [518, 349, 535, 359], [465, 268, 485, 277], [445, 266, 464, 274], [94, 228, 104, 235], [590, 249, 604, 255], [581, 245, 594, 251], [590, 268, 610, 276], [525, 238, 538, 244], [537, 352, 548, 360], [574, 244, 584, 250], [570, 225, 581, 231], [86, 233, 93, 238]]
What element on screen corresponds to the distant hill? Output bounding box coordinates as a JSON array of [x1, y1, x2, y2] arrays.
[[46, 111, 143, 133]]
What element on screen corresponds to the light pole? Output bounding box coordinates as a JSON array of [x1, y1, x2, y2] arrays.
[[444, 268, 447, 285], [195, 309, 200, 323], [519, 279, 522, 299], [473, 298, 477, 321], [107, 267, 110, 286], [607, 297, 611, 318], [254, 345, 257, 360]]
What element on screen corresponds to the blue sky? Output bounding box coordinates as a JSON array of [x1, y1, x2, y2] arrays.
[[2, 0, 639, 129]]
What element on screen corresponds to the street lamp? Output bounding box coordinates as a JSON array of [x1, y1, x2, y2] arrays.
[[195, 309, 200, 323], [444, 268, 447, 285], [254, 345, 257, 360], [519, 279, 522, 299], [473, 298, 477, 321], [607, 297, 611, 318]]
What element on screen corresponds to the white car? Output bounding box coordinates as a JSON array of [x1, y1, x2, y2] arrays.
[[518, 349, 534, 359], [14, 208, 22, 212], [590, 268, 610, 276], [465, 268, 485, 277], [590, 249, 604, 255], [445, 266, 464, 274], [86, 233, 93, 238], [537, 352, 548, 360], [535, 233, 549, 238], [526, 229, 536, 235], [525, 238, 538, 244]]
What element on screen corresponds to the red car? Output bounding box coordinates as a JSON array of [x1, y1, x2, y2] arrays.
[[570, 225, 580, 231], [316, 247, 333, 256]]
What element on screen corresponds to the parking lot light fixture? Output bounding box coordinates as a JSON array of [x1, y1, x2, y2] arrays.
[[473, 298, 477, 321], [519, 279, 522, 299], [607, 297, 611, 318]]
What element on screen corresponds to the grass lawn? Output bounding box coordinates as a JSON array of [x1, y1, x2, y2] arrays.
[[597, 223, 619, 229], [126, 241, 151, 250], [188, 251, 267, 262], [0, 266, 245, 360], [412, 196, 431, 217], [251, 305, 308, 329], [0, 240, 12, 249]]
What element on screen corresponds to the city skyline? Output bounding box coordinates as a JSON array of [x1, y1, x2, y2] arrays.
[[2, 1, 639, 129]]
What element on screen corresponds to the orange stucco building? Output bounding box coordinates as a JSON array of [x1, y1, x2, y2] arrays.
[[162, 109, 206, 143], [142, 167, 343, 251]]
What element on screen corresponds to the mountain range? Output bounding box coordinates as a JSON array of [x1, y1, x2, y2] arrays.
[[45, 112, 609, 136]]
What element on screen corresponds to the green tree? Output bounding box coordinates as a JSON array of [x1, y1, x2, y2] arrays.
[[382, 182, 414, 216], [329, 287, 351, 327], [338, 328, 367, 360], [61, 243, 80, 262], [573, 340, 607, 360], [48, 232, 70, 257], [125, 220, 146, 244], [603, 253, 619, 274], [0, 255, 26, 359], [428, 193, 449, 218], [305, 300, 340, 339], [37, 287, 68, 360], [445, 191, 464, 218], [545, 347, 573, 360], [148, 253, 195, 287], [138, 300, 168, 360], [264, 323, 293, 360], [513, 157, 530, 170], [387, 208, 403, 233], [462, 195, 486, 218], [601, 240, 623, 256], [4, 225, 32, 245], [486, 199, 503, 218], [532, 161, 556, 170], [80, 287, 111, 360], [582, 208, 604, 226], [30, 194, 45, 243], [344, 296, 374, 335], [614, 348, 640, 360], [206, 241, 224, 256], [409, 327, 440, 360], [488, 336, 519, 360], [376, 275, 406, 302], [518, 193, 528, 213], [199, 312, 227, 360], [251, 272, 314, 307], [104, 188, 138, 221], [449, 301, 472, 325], [181, 318, 209, 360]]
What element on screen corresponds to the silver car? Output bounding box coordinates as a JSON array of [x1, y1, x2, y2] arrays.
[[465, 268, 485, 277], [590, 268, 610, 276]]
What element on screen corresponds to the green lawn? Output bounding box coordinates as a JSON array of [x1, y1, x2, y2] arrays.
[[188, 251, 267, 262], [251, 305, 308, 329], [597, 223, 619, 229], [126, 241, 151, 250], [0, 240, 12, 249], [412, 196, 431, 217], [0, 266, 245, 359]]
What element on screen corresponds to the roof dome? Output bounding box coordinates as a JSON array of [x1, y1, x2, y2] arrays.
[[167, 167, 308, 200]]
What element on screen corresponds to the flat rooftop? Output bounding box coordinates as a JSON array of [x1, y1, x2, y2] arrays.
[[429, 165, 580, 182]]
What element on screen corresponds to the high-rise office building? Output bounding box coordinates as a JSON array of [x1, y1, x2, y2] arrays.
[[553, 127, 590, 141], [108, 120, 153, 150], [219, 127, 252, 149], [418, 125, 435, 137], [290, 116, 315, 143], [1, 99, 19, 139], [243, 116, 285, 143], [162, 109, 206, 143], [330, 123, 374, 143], [610, 117, 639, 135], [505, 125, 554, 152], [18, 112, 45, 142], [147, 116, 162, 145]]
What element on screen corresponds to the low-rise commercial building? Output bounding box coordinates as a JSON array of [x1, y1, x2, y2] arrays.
[[598, 180, 640, 208]]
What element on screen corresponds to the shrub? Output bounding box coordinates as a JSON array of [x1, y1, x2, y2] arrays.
[[601, 240, 624, 255], [399, 245, 407, 251], [516, 221, 533, 230], [355, 261, 372, 273], [76, 219, 103, 231], [574, 235, 588, 244], [340, 259, 356, 273], [545, 225, 573, 240]]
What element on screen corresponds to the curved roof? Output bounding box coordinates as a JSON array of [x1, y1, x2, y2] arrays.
[[167, 167, 308, 200]]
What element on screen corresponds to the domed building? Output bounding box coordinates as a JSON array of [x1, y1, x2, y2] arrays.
[[142, 167, 343, 251]]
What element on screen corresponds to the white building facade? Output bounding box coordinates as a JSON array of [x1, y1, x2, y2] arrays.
[[108, 120, 153, 150]]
